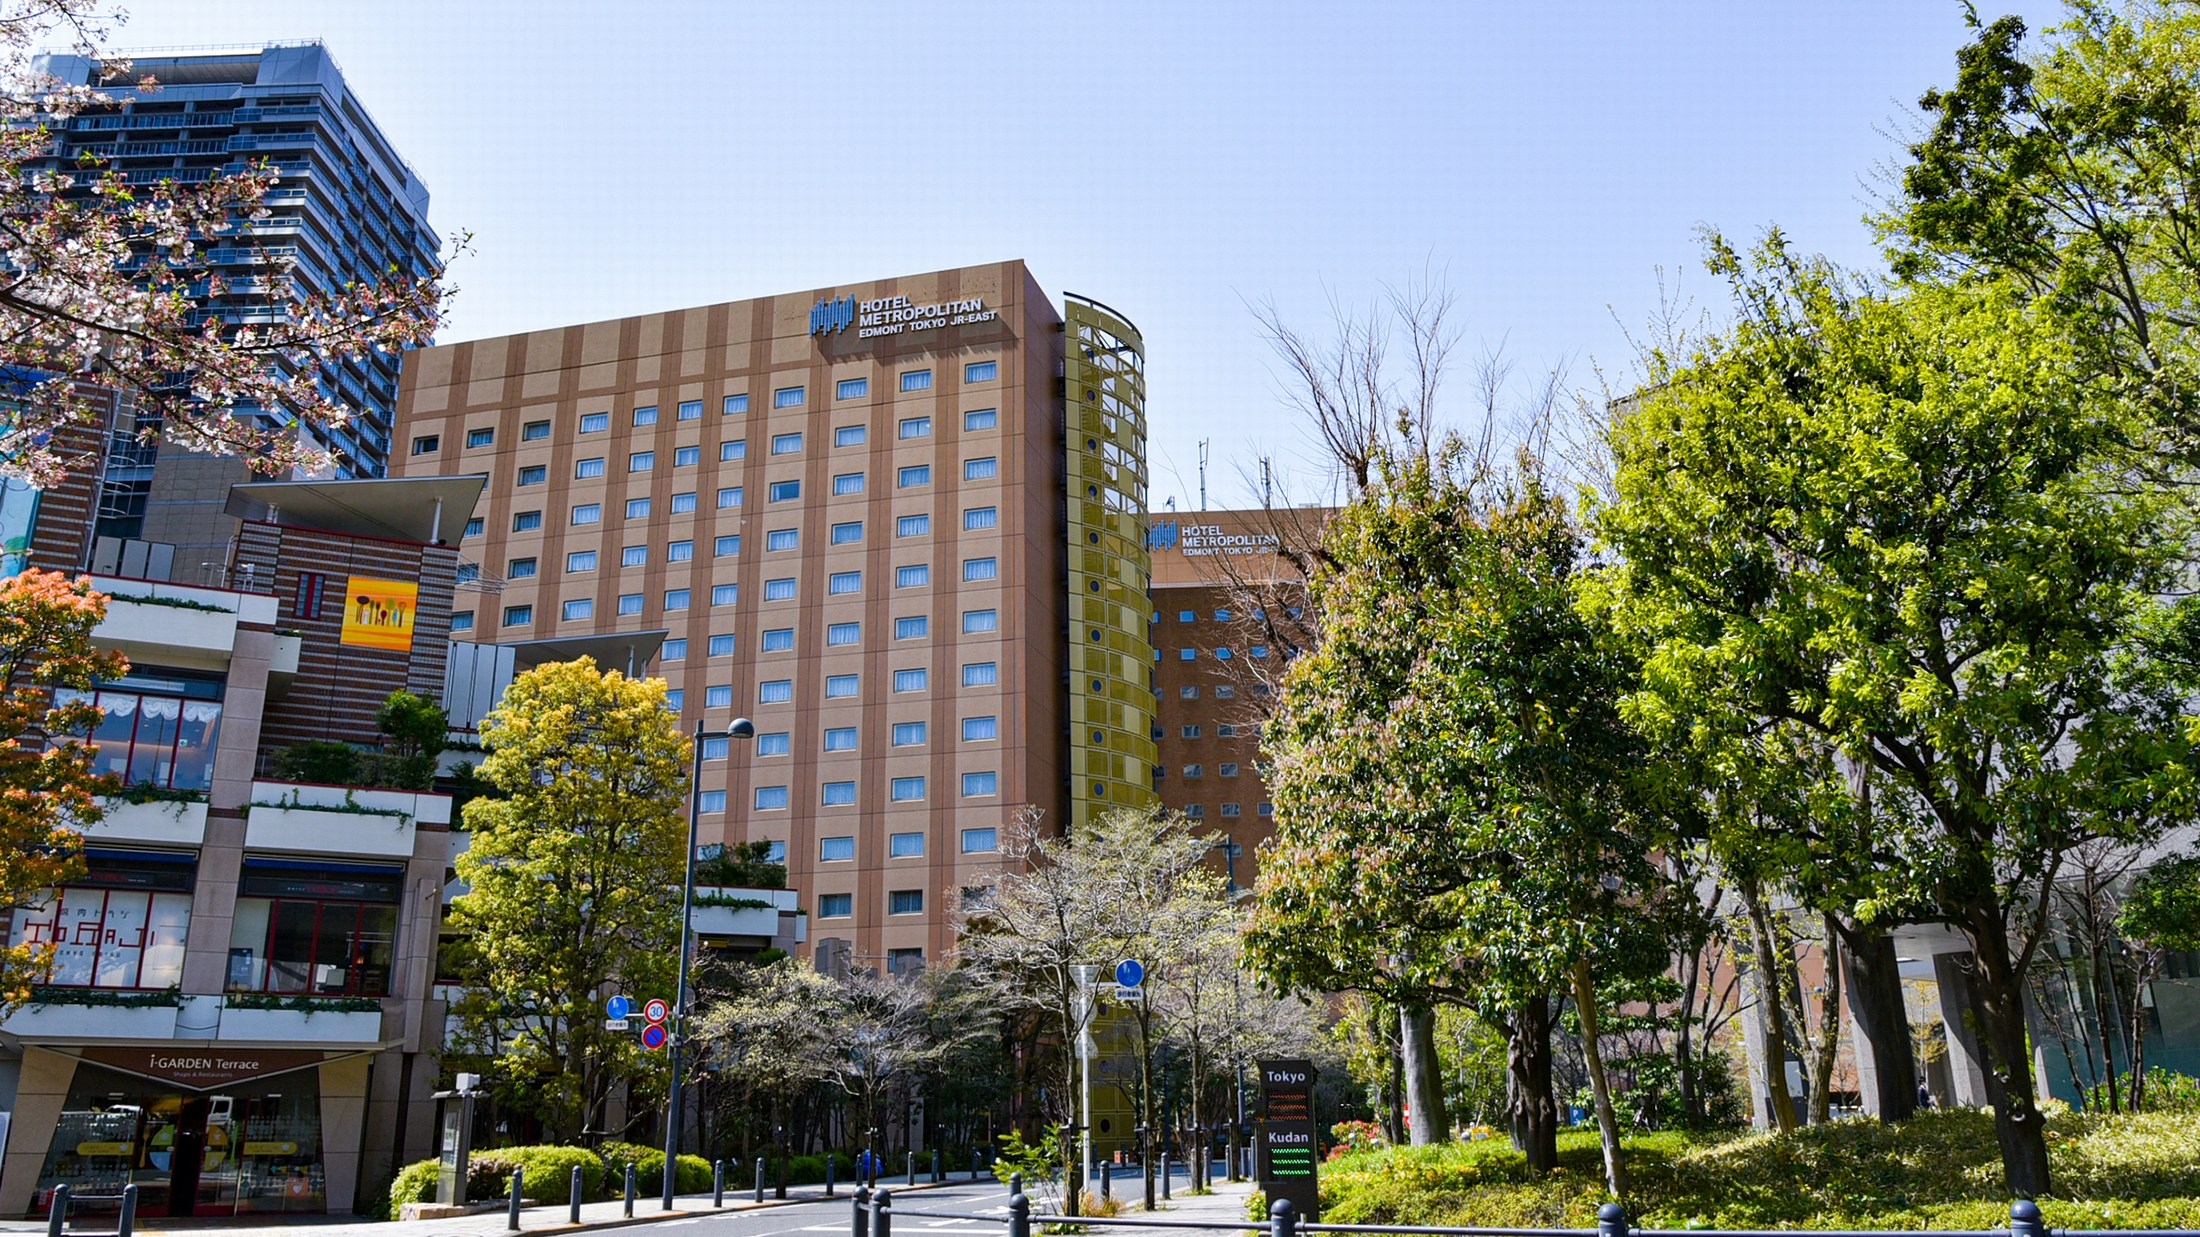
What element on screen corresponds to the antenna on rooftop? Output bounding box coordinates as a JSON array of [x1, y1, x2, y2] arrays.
[[1261, 457, 1272, 508], [1199, 439, 1210, 511]]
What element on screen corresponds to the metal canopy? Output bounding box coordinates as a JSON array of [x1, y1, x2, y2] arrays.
[[497, 629, 669, 675], [226, 474, 488, 545]]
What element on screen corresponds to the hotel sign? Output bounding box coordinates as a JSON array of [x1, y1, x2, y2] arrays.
[[1148, 521, 1282, 557], [812, 293, 998, 340]]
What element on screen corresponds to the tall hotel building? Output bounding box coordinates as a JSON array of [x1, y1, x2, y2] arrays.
[[394, 262, 1158, 968]]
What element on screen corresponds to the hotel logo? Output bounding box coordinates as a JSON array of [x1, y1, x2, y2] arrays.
[[810, 295, 855, 336], [1147, 520, 1179, 551]]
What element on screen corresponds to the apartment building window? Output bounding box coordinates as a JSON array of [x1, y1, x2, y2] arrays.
[[767, 529, 799, 552], [634, 405, 658, 426], [964, 457, 998, 480], [713, 584, 738, 606], [503, 604, 533, 626], [582, 412, 610, 433], [675, 446, 701, 467], [1216, 685, 1237, 699], [1185, 764, 1203, 778], [962, 715, 997, 741], [890, 778, 926, 804], [1259, 801, 1275, 817], [715, 535, 741, 557], [832, 520, 863, 544], [1178, 610, 1195, 622], [722, 440, 746, 461], [1180, 648, 1197, 661], [571, 504, 601, 525], [827, 622, 860, 645], [962, 771, 998, 797], [822, 781, 857, 806], [771, 432, 803, 456], [1251, 646, 1270, 659], [718, 486, 743, 508], [764, 578, 796, 601], [507, 557, 537, 579], [626, 498, 651, 519], [518, 465, 546, 486], [679, 400, 703, 421], [758, 732, 790, 755], [825, 674, 859, 698], [663, 638, 687, 659], [1183, 725, 1202, 738], [293, 572, 327, 620], [755, 785, 789, 810], [1180, 686, 1200, 699], [774, 386, 805, 408], [698, 790, 726, 813], [900, 369, 932, 392], [623, 546, 648, 567], [617, 594, 644, 616], [451, 611, 474, 632], [1218, 723, 1238, 737], [963, 557, 998, 581], [833, 472, 865, 495], [576, 457, 606, 479], [818, 893, 852, 918], [523, 420, 551, 440], [668, 540, 694, 562], [965, 360, 998, 384], [724, 394, 748, 416], [889, 832, 925, 858], [893, 721, 926, 746], [823, 726, 858, 751], [1186, 804, 1206, 819], [898, 514, 930, 537], [664, 589, 690, 610], [630, 451, 655, 473], [829, 571, 862, 595], [708, 634, 735, 656], [963, 662, 997, 687], [900, 416, 931, 439], [889, 888, 924, 913], [837, 378, 868, 399], [964, 506, 998, 531], [465, 517, 484, 537], [761, 628, 794, 652], [893, 668, 928, 693], [1221, 802, 1243, 818], [895, 616, 927, 640], [226, 860, 401, 996], [961, 827, 998, 853], [770, 480, 801, 502], [514, 511, 542, 532], [1216, 648, 1234, 660], [1220, 762, 1240, 777], [756, 681, 789, 704], [963, 609, 997, 634], [411, 434, 439, 455], [965, 408, 997, 431], [896, 564, 929, 588]]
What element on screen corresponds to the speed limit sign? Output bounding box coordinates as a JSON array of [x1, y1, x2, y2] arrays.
[[643, 998, 670, 1024]]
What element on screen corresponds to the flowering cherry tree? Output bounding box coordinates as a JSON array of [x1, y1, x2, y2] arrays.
[[0, 0, 455, 485]]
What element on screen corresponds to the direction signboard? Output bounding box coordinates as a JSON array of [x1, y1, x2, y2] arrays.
[[1257, 1057, 1320, 1220], [606, 995, 631, 1020], [1115, 958, 1145, 988], [641, 1023, 668, 1050], [643, 998, 670, 1024]]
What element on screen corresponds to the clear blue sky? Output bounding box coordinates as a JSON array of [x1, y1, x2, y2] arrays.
[[112, 1, 2067, 507]]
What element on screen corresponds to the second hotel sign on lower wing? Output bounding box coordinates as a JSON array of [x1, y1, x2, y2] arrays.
[[340, 577, 419, 652]]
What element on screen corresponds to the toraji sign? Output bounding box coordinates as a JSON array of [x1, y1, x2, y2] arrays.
[[340, 576, 418, 652]]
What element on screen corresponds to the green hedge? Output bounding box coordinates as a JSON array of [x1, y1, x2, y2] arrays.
[[597, 1141, 713, 1195], [786, 1152, 857, 1185], [472, 1145, 605, 1205], [389, 1158, 440, 1211]]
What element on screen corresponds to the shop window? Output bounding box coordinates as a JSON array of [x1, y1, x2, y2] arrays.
[[226, 860, 401, 996], [8, 850, 195, 988], [59, 672, 225, 792]]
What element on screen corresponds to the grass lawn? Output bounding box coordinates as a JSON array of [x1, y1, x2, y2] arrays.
[[1312, 1109, 2200, 1230]]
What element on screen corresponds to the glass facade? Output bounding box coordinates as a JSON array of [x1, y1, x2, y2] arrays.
[[58, 672, 225, 793]]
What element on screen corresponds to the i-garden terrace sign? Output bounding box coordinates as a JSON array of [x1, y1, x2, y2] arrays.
[[811, 294, 998, 340]]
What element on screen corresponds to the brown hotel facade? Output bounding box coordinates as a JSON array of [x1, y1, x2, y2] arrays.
[[392, 261, 1158, 968]]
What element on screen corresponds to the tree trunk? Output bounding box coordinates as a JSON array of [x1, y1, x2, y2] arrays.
[[2081, 883, 2122, 1114], [1959, 921, 2053, 1196], [1806, 913, 1843, 1124], [1674, 930, 1702, 1125], [1506, 994, 1559, 1173], [1571, 961, 1628, 1197], [1383, 999, 1406, 1144], [2128, 951, 2158, 1111], [1834, 919, 1916, 1121], [1742, 881, 1799, 1131], [1400, 1003, 1450, 1144]]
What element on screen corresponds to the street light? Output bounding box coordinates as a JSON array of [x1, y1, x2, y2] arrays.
[[664, 715, 756, 1210]]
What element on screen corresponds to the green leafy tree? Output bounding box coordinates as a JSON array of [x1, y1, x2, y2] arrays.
[[446, 657, 688, 1144], [2118, 852, 2200, 1109], [1589, 239, 2200, 1195], [0, 569, 126, 1009]]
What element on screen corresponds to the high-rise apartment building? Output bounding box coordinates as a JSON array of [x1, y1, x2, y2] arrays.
[[30, 41, 440, 540], [394, 261, 1159, 968]]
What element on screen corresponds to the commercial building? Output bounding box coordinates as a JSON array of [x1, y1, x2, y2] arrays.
[[392, 261, 1159, 969]]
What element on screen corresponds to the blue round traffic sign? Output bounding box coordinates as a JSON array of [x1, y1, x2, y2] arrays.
[[606, 995, 631, 1020], [1115, 959, 1145, 988], [641, 1023, 668, 1050]]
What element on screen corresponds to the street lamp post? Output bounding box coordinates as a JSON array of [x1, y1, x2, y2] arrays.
[[664, 715, 756, 1210]]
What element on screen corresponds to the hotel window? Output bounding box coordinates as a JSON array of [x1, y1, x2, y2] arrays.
[[668, 539, 694, 562], [895, 616, 927, 640], [962, 771, 999, 797], [673, 488, 698, 511], [678, 399, 703, 421], [663, 638, 687, 659], [896, 564, 930, 588], [764, 577, 796, 601], [503, 604, 533, 626], [753, 681, 787, 705], [465, 517, 485, 537], [582, 412, 610, 433], [893, 721, 927, 746], [835, 425, 866, 447], [767, 528, 799, 552], [675, 446, 701, 467], [452, 564, 480, 587], [964, 456, 998, 480], [411, 434, 439, 455], [961, 827, 998, 854], [899, 416, 931, 439], [712, 584, 739, 606], [889, 832, 925, 858], [773, 386, 805, 409], [825, 674, 859, 698], [626, 498, 651, 519], [577, 457, 607, 479], [963, 557, 998, 581], [898, 514, 930, 538], [721, 440, 746, 461], [665, 689, 683, 709], [962, 715, 997, 741], [900, 369, 932, 392], [818, 893, 852, 918], [724, 393, 748, 416], [965, 408, 997, 431], [223, 859, 400, 996], [893, 668, 928, 692], [718, 486, 744, 508], [829, 571, 862, 595], [771, 432, 803, 455], [664, 588, 690, 610], [964, 506, 998, 530], [965, 360, 998, 383], [629, 451, 655, 472], [623, 546, 648, 567], [451, 611, 474, 632], [765, 840, 787, 861], [890, 777, 926, 803], [758, 732, 791, 755], [698, 790, 726, 813], [617, 593, 644, 616], [837, 378, 868, 400], [889, 888, 924, 914], [715, 535, 741, 557], [633, 405, 658, 426], [518, 464, 546, 486], [898, 465, 930, 487], [769, 480, 801, 502], [832, 520, 863, 544], [823, 781, 856, 806], [833, 472, 865, 495], [962, 662, 998, 687], [523, 419, 551, 440], [755, 785, 789, 810], [823, 726, 858, 751], [761, 628, 794, 652], [508, 557, 538, 579], [708, 633, 735, 656], [571, 503, 601, 525], [827, 621, 860, 645], [963, 609, 997, 634]]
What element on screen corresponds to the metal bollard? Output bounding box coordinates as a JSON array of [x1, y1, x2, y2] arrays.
[[1007, 1190, 1031, 1237], [1009, 1172, 1022, 1199], [1162, 1152, 1171, 1201], [116, 1184, 137, 1237], [827, 1153, 837, 1197], [1271, 1197, 1298, 1237], [931, 1148, 942, 1183], [871, 1189, 893, 1237], [905, 1150, 915, 1188], [972, 1149, 983, 1180], [853, 1186, 871, 1237], [624, 1162, 637, 1217], [754, 1155, 766, 1204], [1100, 1162, 1111, 1202], [2011, 1201, 2046, 1237], [508, 1166, 524, 1230], [1596, 1202, 1628, 1237], [570, 1166, 583, 1224], [45, 1183, 66, 1237], [713, 1159, 725, 1208]]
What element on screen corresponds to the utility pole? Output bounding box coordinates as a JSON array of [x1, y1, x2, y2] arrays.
[[1075, 964, 1099, 1206]]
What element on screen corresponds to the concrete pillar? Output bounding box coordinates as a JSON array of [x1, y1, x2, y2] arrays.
[[1931, 952, 1992, 1108], [0, 1049, 79, 1217]]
